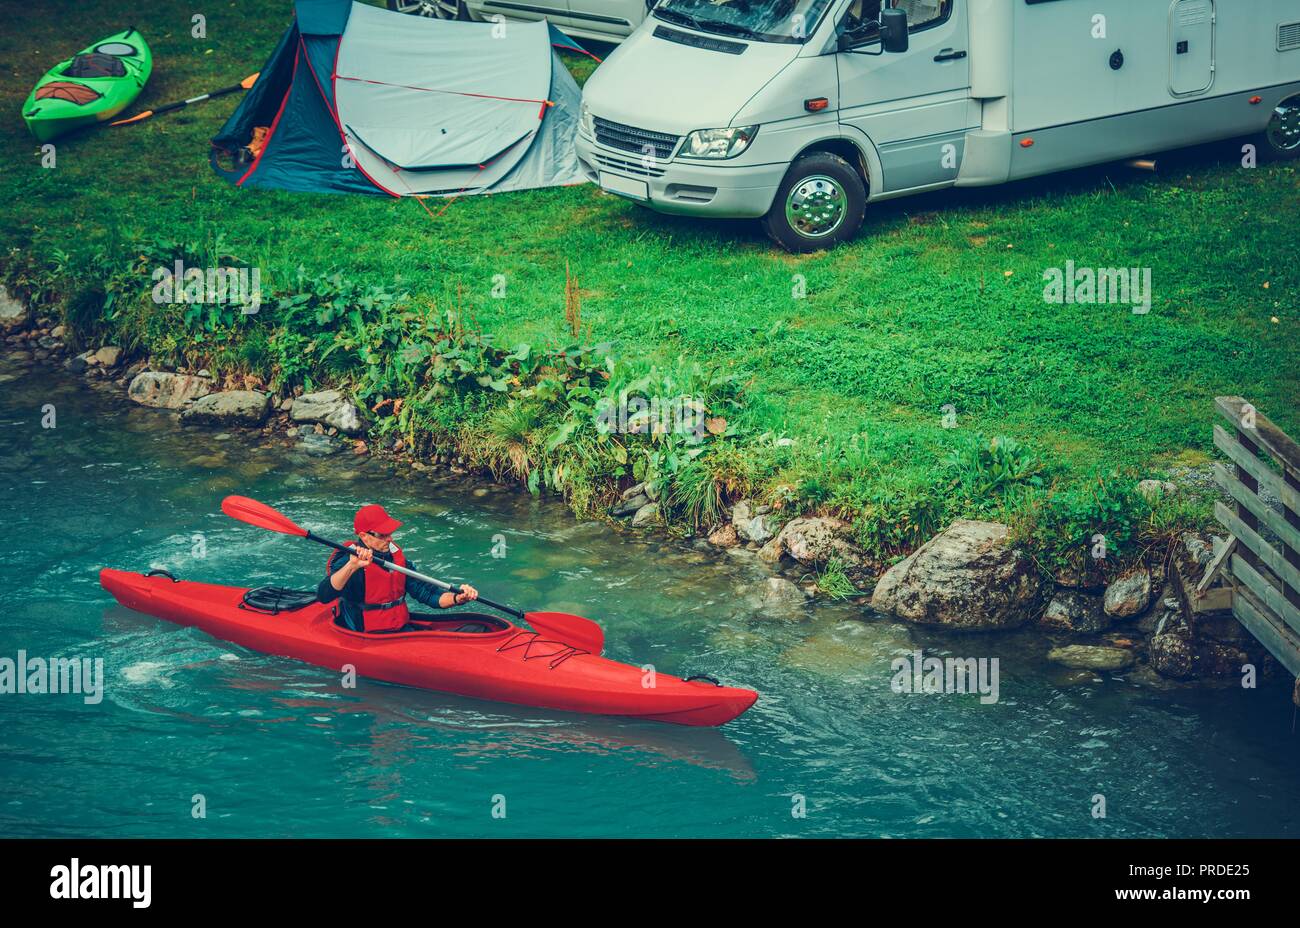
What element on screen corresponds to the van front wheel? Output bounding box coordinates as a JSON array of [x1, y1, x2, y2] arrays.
[[762, 153, 866, 253]]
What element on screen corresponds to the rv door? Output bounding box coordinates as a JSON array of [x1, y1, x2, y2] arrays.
[[1170, 0, 1215, 97], [836, 0, 973, 194]]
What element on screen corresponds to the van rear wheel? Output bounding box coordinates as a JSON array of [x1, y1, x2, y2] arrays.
[[1255, 95, 1300, 161], [762, 152, 866, 253]]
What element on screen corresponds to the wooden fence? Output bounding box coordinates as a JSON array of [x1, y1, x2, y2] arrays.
[[1210, 397, 1300, 678]]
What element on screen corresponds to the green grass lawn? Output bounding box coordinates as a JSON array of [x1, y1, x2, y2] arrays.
[[4, 0, 1297, 567]]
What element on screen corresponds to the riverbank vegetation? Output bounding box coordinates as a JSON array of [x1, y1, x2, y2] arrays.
[[3, 0, 1296, 583]]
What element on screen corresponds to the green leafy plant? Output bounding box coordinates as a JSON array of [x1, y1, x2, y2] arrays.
[[814, 556, 858, 600], [946, 433, 1043, 503]]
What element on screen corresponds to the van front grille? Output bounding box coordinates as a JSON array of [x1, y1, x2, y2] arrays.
[[593, 149, 666, 178], [593, 116, 680, 163]]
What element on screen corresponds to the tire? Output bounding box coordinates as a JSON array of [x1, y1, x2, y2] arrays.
[[1250, 94, 1300, 162], [762, 152, 867, 253]]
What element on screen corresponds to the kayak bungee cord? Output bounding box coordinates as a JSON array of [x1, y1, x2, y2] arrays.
[[497, 631, 589, 671]]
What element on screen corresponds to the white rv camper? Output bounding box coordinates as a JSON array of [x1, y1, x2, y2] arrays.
[[576, 0, 1300, 251]]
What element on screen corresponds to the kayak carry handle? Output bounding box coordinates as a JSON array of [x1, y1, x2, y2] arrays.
[[684, 674, 722, 686], [145, 569, 180, 582]]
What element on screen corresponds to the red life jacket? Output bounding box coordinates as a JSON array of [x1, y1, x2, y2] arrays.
[[328, 541, 410, 632]]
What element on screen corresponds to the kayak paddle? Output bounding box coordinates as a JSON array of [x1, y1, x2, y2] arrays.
[[220, 495, 605, 653], [110, 72, 259, 127]]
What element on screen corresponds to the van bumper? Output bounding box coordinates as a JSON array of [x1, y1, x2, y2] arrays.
[[576, 133, 786, 220]]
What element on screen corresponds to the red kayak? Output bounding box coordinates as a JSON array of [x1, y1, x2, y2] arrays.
[[100, 569, 757, 727]]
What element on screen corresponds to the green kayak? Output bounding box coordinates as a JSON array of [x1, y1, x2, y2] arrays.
[[22, 28, 152, 143]]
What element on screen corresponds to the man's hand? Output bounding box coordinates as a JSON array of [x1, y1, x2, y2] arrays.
[[441, 584, 479, 608], [347, 546, 374, 571], [330, 546, 373, 592]]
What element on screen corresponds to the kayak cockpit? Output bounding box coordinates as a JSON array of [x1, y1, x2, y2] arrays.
[[333, 612, 516, 639], [238, 587, 511, 637]]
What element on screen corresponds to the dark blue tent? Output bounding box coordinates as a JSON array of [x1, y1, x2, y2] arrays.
[[212, 0, 591, 197]]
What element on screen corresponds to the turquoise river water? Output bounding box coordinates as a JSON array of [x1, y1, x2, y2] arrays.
[[2, 357, 1298, 838]]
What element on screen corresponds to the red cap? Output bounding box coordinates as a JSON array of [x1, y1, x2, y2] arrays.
[[354, 504, 402, 536]]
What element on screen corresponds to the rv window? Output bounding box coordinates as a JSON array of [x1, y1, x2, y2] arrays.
[[842, 0, 884, 41], [892, 0, 951, 32], [841, 0, 951, 43]]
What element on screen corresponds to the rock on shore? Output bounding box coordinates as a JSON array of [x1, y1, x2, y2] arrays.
[[759, 516, 862, 566], [180, 390, 270, 426], [128, 371, 212, 409], [290, 390, 366, 435], [870, 520, 1043, 630]]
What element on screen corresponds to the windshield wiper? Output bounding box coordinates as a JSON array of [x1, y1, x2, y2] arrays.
[[696, 20, 768, 41], [654, 8, 709, 32]]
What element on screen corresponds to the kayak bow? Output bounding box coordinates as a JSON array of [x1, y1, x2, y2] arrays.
[[99, 569, 758, 727], [23, 28, 152, 142]]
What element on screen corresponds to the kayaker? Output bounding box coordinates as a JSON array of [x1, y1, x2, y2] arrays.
[[316, 504, 478, 633]]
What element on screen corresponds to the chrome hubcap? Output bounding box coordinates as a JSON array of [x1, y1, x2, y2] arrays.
[[785, 174, 847, 239], [1267, 100, 1300, 152], [394, 0, 442, 16]]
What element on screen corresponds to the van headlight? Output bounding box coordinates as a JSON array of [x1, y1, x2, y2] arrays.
[[580, 102, 595, 139], [680, 126, 759, 159]]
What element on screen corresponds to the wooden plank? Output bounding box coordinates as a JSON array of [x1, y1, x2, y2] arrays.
[[1213, 425, 1300, 514], [1231, 554, 1300, 636], [1194, 534, 1236, 596], [1213, 464, 1300, 556], [1216, 396, 1300, 481], [1234, 586, 1300, 678], [1215, 501, 1300, 597]]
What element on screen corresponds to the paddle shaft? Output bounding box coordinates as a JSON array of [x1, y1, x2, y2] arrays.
[[111, 75, 258, 126], [306, 531, 523, 619]]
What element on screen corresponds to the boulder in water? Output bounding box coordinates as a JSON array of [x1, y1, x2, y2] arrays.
[[1046, 644, 1136, 671]]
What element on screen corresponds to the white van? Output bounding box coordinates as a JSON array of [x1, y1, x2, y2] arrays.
[[575, 0, 1300, 251], [388, 0, 650, 43]]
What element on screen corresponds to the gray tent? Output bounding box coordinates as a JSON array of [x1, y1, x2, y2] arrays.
[[212, 0, 591, 198]]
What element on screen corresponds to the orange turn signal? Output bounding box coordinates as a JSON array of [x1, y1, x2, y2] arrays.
[[1020, 138, 1035, 148], [804, 97, 829, 112]]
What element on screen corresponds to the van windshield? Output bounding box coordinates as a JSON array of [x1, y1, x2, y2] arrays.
[[652, 0, 836, 44]]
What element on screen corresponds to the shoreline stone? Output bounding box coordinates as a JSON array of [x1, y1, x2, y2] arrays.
[[128, 371, 213, 409], [180, 390, 270, 427], [871, 520, 1043, 631], [290, 389, 366, 436]]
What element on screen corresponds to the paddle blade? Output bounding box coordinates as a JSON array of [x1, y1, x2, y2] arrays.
[[110, 110, 153, 126], [221, 495, 308, 537], [525, 611, 605, 655], [240, 72, 260, 89]]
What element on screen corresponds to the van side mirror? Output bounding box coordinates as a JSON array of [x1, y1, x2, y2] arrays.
[[880, 8, 908, 53], [838, 7, 909, 55]]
